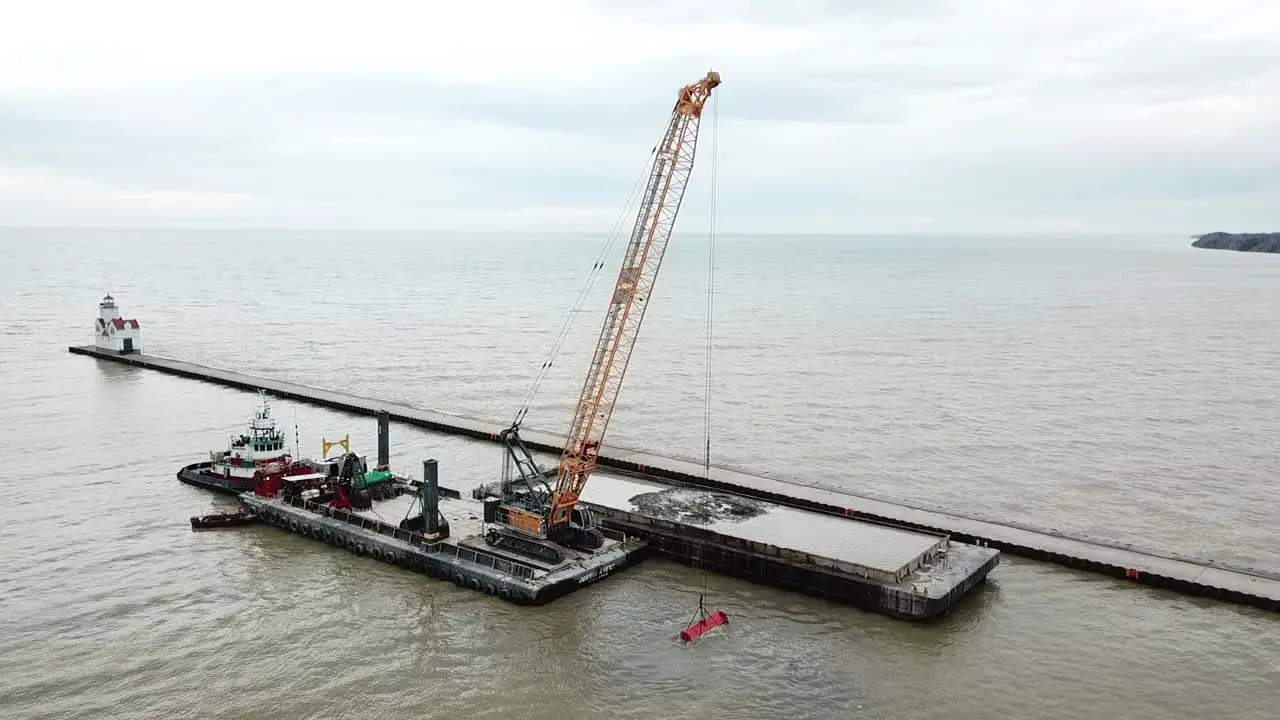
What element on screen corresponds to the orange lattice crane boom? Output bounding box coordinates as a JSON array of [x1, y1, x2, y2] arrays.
[[546, 70, 721, 531], [490, 70, 721, 556]]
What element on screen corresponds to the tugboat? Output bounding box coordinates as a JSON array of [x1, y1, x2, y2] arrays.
[[177, 391, 327, 495], [177, 390, 398, 499]]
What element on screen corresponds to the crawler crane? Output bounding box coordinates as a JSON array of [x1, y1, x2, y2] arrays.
[[486, 70, 721, 564]]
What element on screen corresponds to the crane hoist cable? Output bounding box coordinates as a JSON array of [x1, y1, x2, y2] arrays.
[[511, 141, 668, 430], [682, 92, 729, 642]]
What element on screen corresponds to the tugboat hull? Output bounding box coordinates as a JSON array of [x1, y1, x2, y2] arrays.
[[177, 462, 258, 496]]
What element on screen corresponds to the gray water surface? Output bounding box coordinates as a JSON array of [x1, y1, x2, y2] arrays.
[[1, 229, 1276, 719]]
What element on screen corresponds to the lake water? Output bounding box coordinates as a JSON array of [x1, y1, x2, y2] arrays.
[[0, 228, 1276, 719]]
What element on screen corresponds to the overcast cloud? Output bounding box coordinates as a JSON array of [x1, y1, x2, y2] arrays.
[[1, 0, 1278, 233]]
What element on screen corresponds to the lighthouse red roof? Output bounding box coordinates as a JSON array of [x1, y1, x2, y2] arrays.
[[110, 318, 140, 330]]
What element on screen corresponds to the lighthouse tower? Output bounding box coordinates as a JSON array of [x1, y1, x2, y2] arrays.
[[94, 293, 143, 354]]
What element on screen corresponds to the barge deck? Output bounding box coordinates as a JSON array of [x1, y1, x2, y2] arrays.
[[241, 474, 647, 606], [580, 474, 999, 619]]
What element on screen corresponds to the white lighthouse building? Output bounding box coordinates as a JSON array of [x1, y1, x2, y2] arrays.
[[94, 293, 143, 354]]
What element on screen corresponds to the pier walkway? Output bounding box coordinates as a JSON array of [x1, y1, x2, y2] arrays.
[[69, 346, 1280, 613]]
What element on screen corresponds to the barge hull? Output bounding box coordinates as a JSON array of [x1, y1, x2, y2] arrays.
[[578, 475, 999, 620], [588, 504, 999, 620], [240, 492, 649, 605]]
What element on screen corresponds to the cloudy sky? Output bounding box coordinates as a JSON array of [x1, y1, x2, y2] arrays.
[[2, 0, 1277, 234]]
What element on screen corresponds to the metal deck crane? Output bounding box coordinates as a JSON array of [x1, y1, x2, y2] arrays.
[[488, 70, 722, 562]]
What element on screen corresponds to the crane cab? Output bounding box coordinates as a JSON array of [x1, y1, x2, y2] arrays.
[[484, 493, 605, 564]]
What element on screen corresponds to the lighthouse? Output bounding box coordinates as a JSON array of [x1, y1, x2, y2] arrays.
[[94, 293, 143, 354]]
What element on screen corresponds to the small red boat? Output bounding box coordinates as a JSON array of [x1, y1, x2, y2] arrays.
[[190, 508, 255, 530]]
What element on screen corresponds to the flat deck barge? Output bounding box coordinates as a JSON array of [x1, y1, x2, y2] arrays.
[[246, 463, 996, 618], [580, 474, 999, 619], [71, 346, 1280, 613], [242, 470, 647, 605]]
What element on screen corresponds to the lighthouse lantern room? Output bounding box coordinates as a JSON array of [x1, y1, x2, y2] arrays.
[[94, 293, 143, 354]]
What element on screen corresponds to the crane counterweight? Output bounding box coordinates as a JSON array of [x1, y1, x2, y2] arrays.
[[489, 70, 721, 559]]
